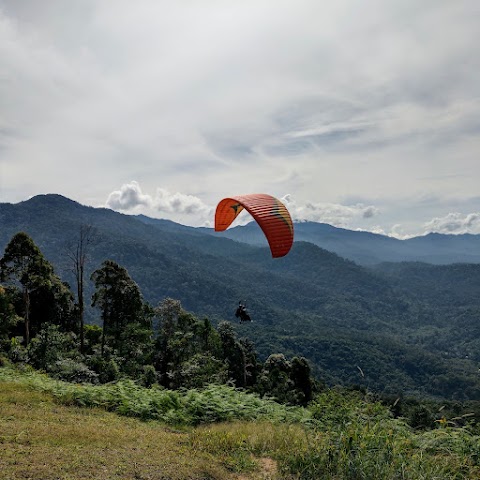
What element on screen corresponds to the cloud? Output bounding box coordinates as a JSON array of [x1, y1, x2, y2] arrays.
[[104, 183, 383, 232], [281, 194, 379, 226], [362, 206, 378, 219], [105, 182, 212, 225], [154, 188, 210, 215], [423, 212, 480, 235], [105, 181, 152, 210]]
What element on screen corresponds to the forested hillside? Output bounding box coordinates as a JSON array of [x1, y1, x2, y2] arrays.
[[1, 194, 480, 400]]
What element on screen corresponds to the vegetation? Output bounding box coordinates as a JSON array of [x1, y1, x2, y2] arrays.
[[2, 194, 480, 400], [0, 232, 314, 406], [2, 366, 480, 479], [0, 377, 244, 480], [2, 215, 480, 478]]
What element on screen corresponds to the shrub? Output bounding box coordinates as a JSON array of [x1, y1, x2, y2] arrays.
[[8, 337, 27, 363], [141, 364, 157, 388], [49, 359, 99, 384]]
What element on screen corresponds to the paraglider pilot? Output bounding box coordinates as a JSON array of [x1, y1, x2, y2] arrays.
[[235, 301, 251, 322]]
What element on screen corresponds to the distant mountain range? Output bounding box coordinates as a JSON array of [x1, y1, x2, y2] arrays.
[[201, 221, 480, 265], [1, 194, 480, 400]]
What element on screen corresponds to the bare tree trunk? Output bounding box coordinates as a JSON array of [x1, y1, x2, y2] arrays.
[[78, 262, 85, 353], [101, 303, 107, 358], [23, 287, 30, 346], [67, 225, 96, 355]]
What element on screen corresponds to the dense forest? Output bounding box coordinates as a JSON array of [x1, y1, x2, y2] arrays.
[[1, 194, 480, 402], [0, 231, 314, 406]]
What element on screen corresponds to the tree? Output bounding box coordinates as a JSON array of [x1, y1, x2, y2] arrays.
[[0, 285, 20, 350], [91, 260, 152, 371], [256, 354, 314, 405], [290, 356, 314, 405], [217, 321, 247, 387], [27, 324, 74, 371], [30, 276, 75, 332], [154, 300, 223, 388], [66, 224, 97, 354], [1, 233, 59, 344], [154, 298, 189, 387], [240, 337, 259, 388], [257, 353, 293, 402]]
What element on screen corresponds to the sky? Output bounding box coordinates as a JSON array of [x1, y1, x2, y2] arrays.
[[0, 0, 479, 238]]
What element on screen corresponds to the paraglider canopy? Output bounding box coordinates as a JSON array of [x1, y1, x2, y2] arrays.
[[214, 193, 294, 258]]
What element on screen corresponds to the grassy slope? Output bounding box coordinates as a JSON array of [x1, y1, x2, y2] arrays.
[[3, 366, 480, 480], [0, 381, 281, 480]]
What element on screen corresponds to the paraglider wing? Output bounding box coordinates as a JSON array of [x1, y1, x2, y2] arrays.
[[215, 194, 294, 258]]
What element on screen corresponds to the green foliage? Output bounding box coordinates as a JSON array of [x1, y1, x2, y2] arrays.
[[27, 324, 76, 371], [0, 232, 75, 344], [291, 356, 314, 405], [218, 320, 248, 387], [87, 354, 120, 383], [3, 234, 279, 398], [154, 299, 226, 389], [91, 259, 153, 374], [3, 365, 480, 479], [0, 285, 19, 349], [8, 336, 27, 363], [83, 324, 102, 354], [284, 389, 480, 479], [176, 353, 227, 389], [0, 366, 307, 425], [256, 354, 314, 405], [48, 358, 98, 383], [140, 364, 157, 388]]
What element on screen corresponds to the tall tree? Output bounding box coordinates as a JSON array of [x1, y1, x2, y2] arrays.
[[154, 300, 224, 388], [91, 260, 151, 365], [154, 297, 183, 386], [66, 225, 96, 354], [218, 321, 247, 387], [0, 233, 55, 345], [290, 356, 314, 405]]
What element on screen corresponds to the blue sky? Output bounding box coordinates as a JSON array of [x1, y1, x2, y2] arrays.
[[0, 0, 479, 238]]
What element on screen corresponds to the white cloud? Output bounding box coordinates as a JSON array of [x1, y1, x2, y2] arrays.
[[105, 182, 212, 225], [105, 181, 152, 210], [154, 188, 211, 216], [424, 213, 480, 235], [281, 194, 379, 226], [104, 183, 385, 232]]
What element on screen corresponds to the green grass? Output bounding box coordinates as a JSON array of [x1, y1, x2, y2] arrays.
[[2, 365, 480, 479], [0, 381, 242, 479]]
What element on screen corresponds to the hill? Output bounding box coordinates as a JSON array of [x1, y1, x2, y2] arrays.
[[203, 221, 480, 265], [1, 194, 480, 400]]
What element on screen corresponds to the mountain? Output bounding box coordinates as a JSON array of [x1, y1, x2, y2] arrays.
[[203, 221, 480, 265], [1, 194, 480, 400]]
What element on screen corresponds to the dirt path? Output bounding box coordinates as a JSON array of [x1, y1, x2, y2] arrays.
[[237, 457, 279, 480]]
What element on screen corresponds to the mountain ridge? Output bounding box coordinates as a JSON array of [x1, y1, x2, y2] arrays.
[[201, 220, 480, 265], [8, 194, 480, 266]]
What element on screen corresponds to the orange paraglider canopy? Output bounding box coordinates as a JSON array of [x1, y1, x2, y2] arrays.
[[214, 194, 294, 258]]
